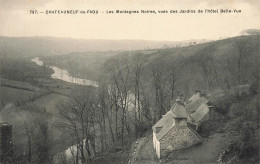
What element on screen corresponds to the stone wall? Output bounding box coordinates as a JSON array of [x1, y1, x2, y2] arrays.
[[159, 126, 201, 158]]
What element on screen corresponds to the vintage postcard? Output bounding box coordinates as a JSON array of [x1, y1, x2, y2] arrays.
[[0, 0, 259, 163]]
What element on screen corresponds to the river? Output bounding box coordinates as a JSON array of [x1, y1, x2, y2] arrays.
[[31, 57, 98, 87]]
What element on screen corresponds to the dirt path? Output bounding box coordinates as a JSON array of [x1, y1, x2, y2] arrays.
[[129, 136, 159, 164]]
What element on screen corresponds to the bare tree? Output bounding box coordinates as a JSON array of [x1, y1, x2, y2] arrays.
[[110, 56, 131, 146], [168, 65, 176, 100], [152, 64, 168, 123], [58, 104, 81, 164], [235, 36, 250, 84], [24, 121, 34, 164], [57, 87, 97, 163], [35, 119, 53, 164], [196, 52, 213, 92], [132, 53, 143, 138]]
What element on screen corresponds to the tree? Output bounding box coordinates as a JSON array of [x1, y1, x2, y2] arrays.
[[152, 63, 169, 123], [132, 53, 143, 138], [168, 65, 176, 100], [57, 86, 97, 163], [110, 55, 131, 146], [36, 120, 52, 164], [24, 121, 34, 164], [196, 52, 214, 92], [234, 36, 250, 84]]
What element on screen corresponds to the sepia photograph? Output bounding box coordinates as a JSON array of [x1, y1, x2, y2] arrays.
[[0, 0, 260, 163]]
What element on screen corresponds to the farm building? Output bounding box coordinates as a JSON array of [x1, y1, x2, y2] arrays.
[[152, 99, 202, 159]]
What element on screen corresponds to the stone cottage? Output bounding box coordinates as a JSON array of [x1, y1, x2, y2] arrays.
[[152, 99, 202, 159], [186, 91, 223, 128]]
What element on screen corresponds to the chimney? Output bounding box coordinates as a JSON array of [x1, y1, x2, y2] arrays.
[[174, 98, 187, 127], [200, 91, 206, 98], [208, 105, 215, 119], [175, 97, 184, 106], [176, 98, 182, 104]]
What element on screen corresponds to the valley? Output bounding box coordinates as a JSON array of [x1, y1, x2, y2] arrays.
[[0, 33, 259, 164]]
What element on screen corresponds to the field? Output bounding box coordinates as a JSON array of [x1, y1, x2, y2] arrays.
[[0, 86, 35, 105]]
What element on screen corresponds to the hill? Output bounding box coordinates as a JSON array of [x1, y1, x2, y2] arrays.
[[102, 35, 260, 99], [43, 35, 259, 98]]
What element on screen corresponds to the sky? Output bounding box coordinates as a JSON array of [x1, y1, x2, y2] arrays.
[[0, 0, 259, 41]]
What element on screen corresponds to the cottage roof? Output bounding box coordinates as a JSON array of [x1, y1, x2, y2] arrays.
[[152, 110, 174, 132], [171, 102, 189, 118], [190, 103, 209, 122], [155, 112, 175, 140], [186, 95, 209, 113], [153, 100, 191, 141], [187, 92, 201, 103]]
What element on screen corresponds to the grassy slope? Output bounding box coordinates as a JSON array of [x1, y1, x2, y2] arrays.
[[0, 78, 45, 107], [103, 35, 260, 99], [0, 86, 35, 105], [0, 78, 42, 91]]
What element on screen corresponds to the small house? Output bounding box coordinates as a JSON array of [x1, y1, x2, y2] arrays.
[[152, 99, 202, 159]]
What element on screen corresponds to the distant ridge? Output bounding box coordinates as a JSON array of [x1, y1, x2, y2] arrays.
[[0, 36, 210, 56]]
